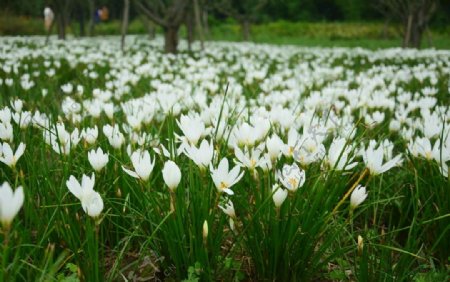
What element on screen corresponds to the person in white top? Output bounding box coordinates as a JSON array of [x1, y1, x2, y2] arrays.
[[44, 7, 54, 32]]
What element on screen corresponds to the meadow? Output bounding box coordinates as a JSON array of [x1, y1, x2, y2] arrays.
[[0, 35, 449, 281], [2, 15, 450, 50]]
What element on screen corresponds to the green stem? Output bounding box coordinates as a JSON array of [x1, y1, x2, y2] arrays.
[[86, 218, 100, 281], [1, 227, 10, 282]]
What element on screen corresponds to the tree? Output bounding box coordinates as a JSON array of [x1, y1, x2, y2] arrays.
[[140, 14, 156, 39], [134, 0, 189, 53], [121, 0, 130, 51], [377, 0, 439, 48], [87, 0, 96, 36], [185, 5, 195, 51], [214, 0, 267, 41], [193, 0, 206, 49], [51, 0, 73, 40]]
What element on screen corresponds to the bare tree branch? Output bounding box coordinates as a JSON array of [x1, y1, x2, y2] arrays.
[[133, 0, 167, 26]]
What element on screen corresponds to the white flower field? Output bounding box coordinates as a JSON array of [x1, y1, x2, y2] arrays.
[[0, 36, 449, 281]]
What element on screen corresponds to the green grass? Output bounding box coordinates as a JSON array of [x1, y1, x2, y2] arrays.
[[1, 14, 449, 49], [0, 36, 448, 281]]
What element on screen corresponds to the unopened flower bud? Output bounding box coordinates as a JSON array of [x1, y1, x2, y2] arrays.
[[357, 235, 364, 256], [202, 220, 208, 242]]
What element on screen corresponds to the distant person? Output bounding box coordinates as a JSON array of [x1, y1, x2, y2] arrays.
[[100, 6, 109, 21], [95, 8, 101, 24], [43, 7, 54, 32]]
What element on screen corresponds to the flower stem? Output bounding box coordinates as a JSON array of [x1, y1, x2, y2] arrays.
[[332, 168, 368, 215], [1, 227, 10, 281]]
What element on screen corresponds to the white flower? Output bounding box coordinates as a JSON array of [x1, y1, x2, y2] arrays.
[[293, 138, 326, 166], [12, 111, 32, 129], [389, 120, 401, 132], [122, 150, 155, 181], [0, 142, 26, 168], [70, 128, 81, 147], [350, 185, 368, 210], [362, 141, 403, 175], [409, 137, 449, 163], [420, 111, 443, 139], [88, 148, 109, 172], [61, 83, 73, 94], [282, 128, 300, 158], [0, 122, 13, 142], [266, 134, 284, 162], [210, 158, 244, 195], [0, 107, 12, 124], [218, 200, 236, 218], [365, 111, 385, 127], [0, 182, 24, 227], [82, 126, 98, 145], [103, 103, 114, 119], [66, 173, 103, 218], [233, 122, 258, 147], [278, 163, 305, 192], [408, 137, 450, 178], [259, 153, 273, 172], [324, 137, 357, 171], [11, 99, 23, 113], [184, 139, 214, 170], [177, 115, 205, 145], [272, 184, 288, 208], [103, 124, 125, 149], [234, 146, 264, 170], [162, 160, 182, 191]]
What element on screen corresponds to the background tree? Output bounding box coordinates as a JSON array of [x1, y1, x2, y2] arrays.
[[134, 0, 189, 53], [214, 0, 268, 41], [121, 0, 130, 51], [185, 5, 195, 51], [50, 0, 73, 39], [377, 0, 439, 48], [140, 14, 156, 39], [193, 0, 206, 49], [87, 0, 96, 36]]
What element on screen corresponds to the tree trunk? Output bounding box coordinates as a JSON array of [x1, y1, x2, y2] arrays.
[[121, 0, 130, 52], [402, 14, 413, 48], [79, 7, 85, 37], [403, 12, 425, 49], [381, 18, 389, 39], [62, 1, 71, 39], [410, 22, 424, 48], [425, 27, 433, 47], [164, 26, 179, 54], [140, 15, 155, 40], [186, 15, 194, 51], [241, 20, 250, 41], [202, 9, 209, 37], [193, 0, 205, 50], [56, 14, 66, 40], [87, 0, 95, 36]]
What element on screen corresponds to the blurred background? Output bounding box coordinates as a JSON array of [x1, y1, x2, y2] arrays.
[[1, 0, 449, 50]]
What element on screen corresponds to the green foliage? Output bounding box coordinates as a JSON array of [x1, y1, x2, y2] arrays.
[[0, 36, 448, 281], [0, 14, 47, 35], [56, 263, 80, 282]]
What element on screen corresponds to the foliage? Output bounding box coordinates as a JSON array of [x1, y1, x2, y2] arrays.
[[0, 35, 448, 281]]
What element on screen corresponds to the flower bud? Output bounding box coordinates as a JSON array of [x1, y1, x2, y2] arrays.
[[162, 160, 182, 191], [357, 235, 364, 256], [350, 185, 368, 210], [202, 220, 208, 241], [272, 184, 288, 208]]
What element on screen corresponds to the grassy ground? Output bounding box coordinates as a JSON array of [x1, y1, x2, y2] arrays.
[[1, 14, 449, 49], [0, 36, 448, 281]]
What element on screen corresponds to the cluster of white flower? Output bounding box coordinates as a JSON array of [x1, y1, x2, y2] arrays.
[[0, 36, 449, 224]]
